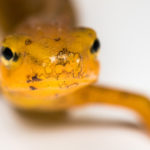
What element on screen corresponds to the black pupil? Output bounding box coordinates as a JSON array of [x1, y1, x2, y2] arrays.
[[2, 47, 13, 60], [91, 39, 100, 53]]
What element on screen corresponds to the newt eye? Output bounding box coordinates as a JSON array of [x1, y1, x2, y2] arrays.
[[1, 47, 13, 60], [90, 39, 100, 53]]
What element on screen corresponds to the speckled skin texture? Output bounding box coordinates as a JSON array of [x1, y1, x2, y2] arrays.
[[0, 25, 99, 110], [0, 0, 150, 131], [0, 0, 99, 110]]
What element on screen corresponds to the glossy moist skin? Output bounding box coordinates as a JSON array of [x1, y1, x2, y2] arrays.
[[0, 0, 150, 131]]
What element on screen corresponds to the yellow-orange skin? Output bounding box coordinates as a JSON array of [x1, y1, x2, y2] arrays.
[[0, 26, 99, 110], [0, 0, 150, 130]]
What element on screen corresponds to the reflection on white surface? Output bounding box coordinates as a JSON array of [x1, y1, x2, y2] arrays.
[[1, 0, 150, 149]]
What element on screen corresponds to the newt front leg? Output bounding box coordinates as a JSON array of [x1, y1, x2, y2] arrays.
[[63, 85, 150, 129]]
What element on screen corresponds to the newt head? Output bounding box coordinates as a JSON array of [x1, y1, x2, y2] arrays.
[[0, 26, 100, 101]]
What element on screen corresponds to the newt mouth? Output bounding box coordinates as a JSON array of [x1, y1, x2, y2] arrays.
[[3, 74, 97, 94]]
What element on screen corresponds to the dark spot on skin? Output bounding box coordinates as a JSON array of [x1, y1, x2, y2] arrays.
[[54, 37, 61, 41], [13, 53, 19, 62], [26, 74, 42, 83], [27, 80, 31, 83], [32, 74, 42, 82], [25, 39, 32, 45], [29, 86, 37, 90], [27, 75, 31, 83], [59, 48, 68, 54]]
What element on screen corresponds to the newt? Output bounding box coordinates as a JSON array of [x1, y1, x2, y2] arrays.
[[0, 0, 150, 130]]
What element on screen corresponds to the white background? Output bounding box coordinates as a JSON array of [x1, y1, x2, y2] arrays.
[[1, 0, 150, 150]]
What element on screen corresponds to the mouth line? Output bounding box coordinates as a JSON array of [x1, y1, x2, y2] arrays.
[[2, 74, 97, 94], [3, 83, 87, 94], [3, 78, 95, 93]]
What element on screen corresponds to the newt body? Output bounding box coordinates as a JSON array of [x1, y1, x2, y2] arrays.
[[0, 0, 150, 130]]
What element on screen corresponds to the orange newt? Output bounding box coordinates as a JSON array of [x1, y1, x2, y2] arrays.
[[0, 0, 150, 130]]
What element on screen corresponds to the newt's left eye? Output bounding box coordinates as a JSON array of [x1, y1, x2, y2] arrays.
[[90, 39, 100, 53]]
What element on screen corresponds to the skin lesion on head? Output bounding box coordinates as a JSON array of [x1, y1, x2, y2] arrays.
[[40, 47, 83, 79], [56, 48, 81, 66], [55, 48, 82, 77], [25, 39, 32, 45], [54, 37, 61, 42]]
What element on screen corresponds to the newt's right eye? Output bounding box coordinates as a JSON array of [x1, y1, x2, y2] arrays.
[[0, 46, 20, 67], [90, 39, 100, 54], [1, 47, 13, 60]]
